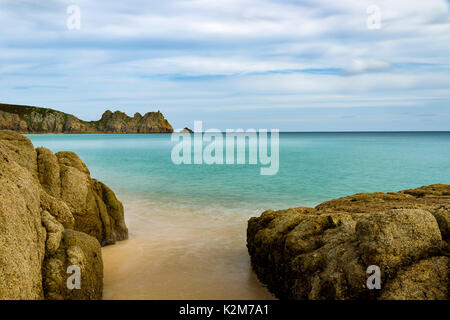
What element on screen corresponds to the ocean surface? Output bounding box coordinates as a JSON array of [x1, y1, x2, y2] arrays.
[[27, 132, 450, 299]]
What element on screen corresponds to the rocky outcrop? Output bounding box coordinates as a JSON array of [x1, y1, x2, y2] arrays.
[[179, 127, 194, 133], [0, 103, 173, 133], [0, 130, 128, 300], [94, 110, 173, 133], [247, 185, 449, 300], [43, 229, 103, 300]]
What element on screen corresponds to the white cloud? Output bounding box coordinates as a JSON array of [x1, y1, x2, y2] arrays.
[[114, 56, 307, 76], [344, 60, 391, 75], [0, 0, 449, 129]]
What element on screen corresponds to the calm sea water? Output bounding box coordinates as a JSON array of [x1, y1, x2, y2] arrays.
[[26, 132, 450, 299], [28, 132, 450, 212]]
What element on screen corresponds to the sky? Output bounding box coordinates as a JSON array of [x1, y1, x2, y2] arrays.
[[0, 0, 449, 131]]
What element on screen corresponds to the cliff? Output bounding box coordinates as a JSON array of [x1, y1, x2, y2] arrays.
[[0, 103, 173, 133], [0, 130, 128, 300], [247, 185, 449, 300]]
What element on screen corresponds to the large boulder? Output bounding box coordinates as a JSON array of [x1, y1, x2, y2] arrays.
[[0, 130, 127, 300], [36, 147, 61, 197], [56, 151, 128, 245], [43, 228, 103, 300], [0, 135, 46, 299], [0, 130, 37, 176], [380, 256, 448, 300], [356, 209, 442, 273], [247, 185, 450, 300]]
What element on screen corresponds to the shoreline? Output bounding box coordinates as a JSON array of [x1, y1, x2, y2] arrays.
[[4, 130, 448, 300], [22, 132, 174, 135], [23, 131, 450, 134], [101, 198, 275, 300]]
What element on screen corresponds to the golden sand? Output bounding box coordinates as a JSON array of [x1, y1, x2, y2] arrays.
[[102, 200, 275, 300]]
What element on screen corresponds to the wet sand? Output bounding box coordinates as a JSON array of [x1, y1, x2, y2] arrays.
[[102, 200, 275, 300]]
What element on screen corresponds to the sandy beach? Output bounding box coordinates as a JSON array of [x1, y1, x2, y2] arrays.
[[102, 199, 275, 299]]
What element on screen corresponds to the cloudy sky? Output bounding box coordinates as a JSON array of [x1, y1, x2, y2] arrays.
[[1, 0, 449, 130]]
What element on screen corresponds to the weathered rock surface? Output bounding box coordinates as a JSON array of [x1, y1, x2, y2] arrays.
[[55, 151, 128, 245], [247, 185, 449, 300], [0, 103, 173, 133], [43, 229, 103, 300], [0, 134, 45, 299], [0, 130, 127, 300]]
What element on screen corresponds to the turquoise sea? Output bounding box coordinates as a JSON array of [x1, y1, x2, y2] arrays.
[[28, 132, 450, 211], [27, 132, 450, 299]]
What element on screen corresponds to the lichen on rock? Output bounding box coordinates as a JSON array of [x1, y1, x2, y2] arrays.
[[247, 185, 450, 300], [43, 229, 103, 300], [0, 130, 127, 300]]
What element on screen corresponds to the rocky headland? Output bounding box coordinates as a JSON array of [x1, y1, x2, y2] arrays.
[[247, 185, 449, 300], [0, 103, 173, 133], [0, 130, 128, 299]]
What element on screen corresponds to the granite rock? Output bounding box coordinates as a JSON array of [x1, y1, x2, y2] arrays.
[[247, 185, 450, 300], [0, 130, 127, 299]]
